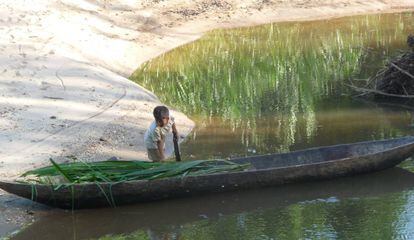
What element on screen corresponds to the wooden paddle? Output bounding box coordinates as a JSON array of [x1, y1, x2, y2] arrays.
[[173, 131, 181, 161]]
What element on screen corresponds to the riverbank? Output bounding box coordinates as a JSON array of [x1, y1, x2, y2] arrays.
[[1, 0, 414, 238]]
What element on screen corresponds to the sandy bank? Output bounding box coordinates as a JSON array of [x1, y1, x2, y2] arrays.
[[1, 0, 414, 238]]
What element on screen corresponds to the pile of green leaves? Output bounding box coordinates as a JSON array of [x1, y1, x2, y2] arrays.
[[21, 159, 250, 184]]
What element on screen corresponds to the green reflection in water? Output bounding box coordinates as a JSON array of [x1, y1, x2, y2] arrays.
[[188, 195, 406, 240], [96, 191, 409, 240], [131, 12, 414, 159], [132, 13, 411, 118]]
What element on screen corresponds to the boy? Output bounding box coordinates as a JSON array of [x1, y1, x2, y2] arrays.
[[144, 106, 178, 162]]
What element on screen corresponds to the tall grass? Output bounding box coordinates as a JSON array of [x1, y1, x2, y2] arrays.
[[130, 12, 414, 156]]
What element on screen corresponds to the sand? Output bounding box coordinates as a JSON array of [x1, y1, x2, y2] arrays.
[[1, 0, 414, 238]]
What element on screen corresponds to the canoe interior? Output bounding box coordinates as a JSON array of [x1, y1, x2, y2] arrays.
[[231, 136, 414, 169]]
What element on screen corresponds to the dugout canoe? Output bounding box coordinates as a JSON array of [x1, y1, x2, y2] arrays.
[[1, 136, 414, 209], [12, 168, 414, 240]]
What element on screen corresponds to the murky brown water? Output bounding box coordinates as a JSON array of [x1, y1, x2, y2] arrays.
[[181, 100, 414, 160]]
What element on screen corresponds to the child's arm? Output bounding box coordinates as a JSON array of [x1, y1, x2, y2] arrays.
[[172, 123, 178, 140], [170, 116, 178, 134], [157, 139, 165, 160]]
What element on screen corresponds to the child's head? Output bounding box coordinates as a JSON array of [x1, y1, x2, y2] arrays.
[[153, 106, 170, 127]]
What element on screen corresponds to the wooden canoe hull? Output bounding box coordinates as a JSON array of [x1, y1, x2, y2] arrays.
[[1, 136, 414, 209], [11, 168, 414, 240]]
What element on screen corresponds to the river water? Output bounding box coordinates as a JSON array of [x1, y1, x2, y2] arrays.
[[11, 12, 414, 240], [132, 12, 414, 160]]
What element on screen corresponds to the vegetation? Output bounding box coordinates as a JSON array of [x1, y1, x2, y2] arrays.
[[349, 38, 414, 99], [21, 159, 250, 184], [131, 13, 413, 119], [131, 12, 414, 158]]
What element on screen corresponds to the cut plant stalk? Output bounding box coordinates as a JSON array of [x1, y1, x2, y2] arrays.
[[21, 159, 251, 185]]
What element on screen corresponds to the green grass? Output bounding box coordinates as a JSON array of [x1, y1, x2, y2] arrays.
[[21, 159, 251, 184], [130, 12, 414, 156], [131, 13, 413, 120]]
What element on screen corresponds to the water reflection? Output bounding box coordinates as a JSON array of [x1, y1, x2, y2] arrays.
[[11, 168, 414, 240], [181, 100, 414, 159], [10, 12, 414, 240], [131, 12, 414, 159]]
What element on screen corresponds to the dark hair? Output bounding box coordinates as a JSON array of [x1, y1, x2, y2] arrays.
[[153, 106, 169, 123]]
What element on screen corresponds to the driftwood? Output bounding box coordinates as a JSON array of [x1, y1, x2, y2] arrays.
[[346, 84, 414, 99], [390, 62, 414, 79], [349, 35, 414, 99]]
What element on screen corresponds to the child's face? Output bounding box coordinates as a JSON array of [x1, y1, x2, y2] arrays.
[[159, 115, 169, 127]]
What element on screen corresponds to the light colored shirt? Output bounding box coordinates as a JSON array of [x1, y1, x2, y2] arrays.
[[144, 116, 174, 149]]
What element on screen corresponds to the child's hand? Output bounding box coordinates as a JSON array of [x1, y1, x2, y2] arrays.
[[172, 123, 178, 134]]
